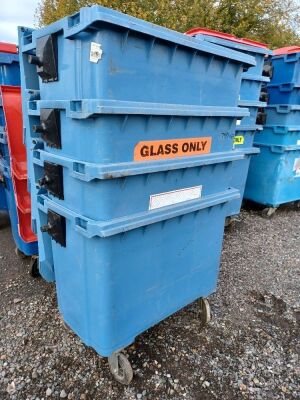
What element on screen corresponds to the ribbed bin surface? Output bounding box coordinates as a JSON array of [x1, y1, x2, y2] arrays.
[[269, 47, 300, 85], [255, 126, 300, 146], [186, 28, 270, 218], [185, 28, 271, 75], [20, 8, 253, 105], [266, 105, 300, 125], [240, 74, 270, 102], [245, 143, 300, 207], [267, 83, 300, 105]]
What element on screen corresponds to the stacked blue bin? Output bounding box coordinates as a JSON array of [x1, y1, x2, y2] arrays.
[[0, 43, 20, 212], [19, 6, 255, 383], [186, 29, 272, 220], [0, 43, 38, 256], [0, 45, 20, 215], [245, 46, 300, 212]]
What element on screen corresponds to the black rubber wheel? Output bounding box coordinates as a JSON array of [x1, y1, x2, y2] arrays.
[[30, 257, 40, 278], [199, 298, 211, 326], [15, 247, 27, 259], [294, 200, 300, 210], [108, 353, 133, 385], [225, 217, 234, 228], [261, 207, 276, 218]]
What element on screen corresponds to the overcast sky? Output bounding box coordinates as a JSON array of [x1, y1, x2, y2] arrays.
[[1, 0, 39, 44]]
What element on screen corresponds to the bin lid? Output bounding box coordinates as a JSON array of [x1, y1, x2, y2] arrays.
[[273, 46, 300, 56], [185, 28, 268, 49], [0, 42, 18, 54]]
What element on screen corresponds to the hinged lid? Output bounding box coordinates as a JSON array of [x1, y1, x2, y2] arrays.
[[185, 28, 268, 49], [0, 42, 18, 54], [273, 46, 300, 56]]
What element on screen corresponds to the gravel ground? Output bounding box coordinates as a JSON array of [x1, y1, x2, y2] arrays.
[[0, 205, 299, 400]]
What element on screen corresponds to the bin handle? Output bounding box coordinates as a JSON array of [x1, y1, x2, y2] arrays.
[[284, 53, 300, 63], [271, 144, 300, 153], [272, 126, 287, 134], [256, 144, 300, 153], [276, 105, 290, 113], [33, 149, 246, 181], [279, 83, 294, 92], [38, 188, 240, 239], [28, 99, 250, 119]]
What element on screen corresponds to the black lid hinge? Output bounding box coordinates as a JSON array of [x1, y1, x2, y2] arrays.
[[41, 209, 66, 247], [39, 161, 64, 200]]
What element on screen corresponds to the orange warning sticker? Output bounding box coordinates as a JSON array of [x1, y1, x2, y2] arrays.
[[134, 137, 212, 161]]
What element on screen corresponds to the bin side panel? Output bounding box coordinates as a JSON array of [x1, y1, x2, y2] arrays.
[[48, 202, 227, 356]]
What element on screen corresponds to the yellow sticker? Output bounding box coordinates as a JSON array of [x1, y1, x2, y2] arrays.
[[234, 135, 244, 145]]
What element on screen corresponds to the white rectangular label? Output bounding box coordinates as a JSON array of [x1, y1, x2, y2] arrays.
[[149, 185, 202, 210], [297, 140, 300, 145], [90, 42, 102, 63], [293, 157, 300, 177], [236, 119, 241, 126]]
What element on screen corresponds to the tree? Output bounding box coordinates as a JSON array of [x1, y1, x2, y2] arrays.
[[35, 0, 300, 48]]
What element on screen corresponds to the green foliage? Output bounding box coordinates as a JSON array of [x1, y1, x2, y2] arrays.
[[35, 0, 300, 49]]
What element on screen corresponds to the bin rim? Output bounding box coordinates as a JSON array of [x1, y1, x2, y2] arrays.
[[266, 104, 300, 111], [263, 125, 300, 132], [253, 142, 300, 152], [238, 99, 266, 108], [242, 72, 270, 82], [38, 188, 240, 238], [18, 5, 255, 68]]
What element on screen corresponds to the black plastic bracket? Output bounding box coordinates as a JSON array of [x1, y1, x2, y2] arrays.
[[41, 210, 66, 247], [28, 34, 58, 83], [263, 63, 273, 79], [39, 161, 64, 200], [256, 110, 267, 125], [259, 91, 269, 102], [33, 108, 61, 149]]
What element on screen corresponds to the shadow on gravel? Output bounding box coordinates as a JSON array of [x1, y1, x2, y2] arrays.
[[0, 211, 10, 229]]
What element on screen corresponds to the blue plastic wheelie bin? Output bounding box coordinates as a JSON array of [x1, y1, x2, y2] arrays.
[[245, 46, 300, 214], [245, 142, 300, 209], [19, 5, 255, 383], [0, 43, 38, 257], [185, 28, 272, 221]]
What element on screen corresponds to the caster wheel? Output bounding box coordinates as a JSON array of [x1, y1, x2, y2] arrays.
[[108, 352, 133, 385], [199, 298, 211, 326], [15, 247, 27, 259], [225, 217, 233, 228], [30, 257, 40, 278], [225, 216, 239, 228], [261, 207, 276, 218], [294, 201, 300, 209]]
